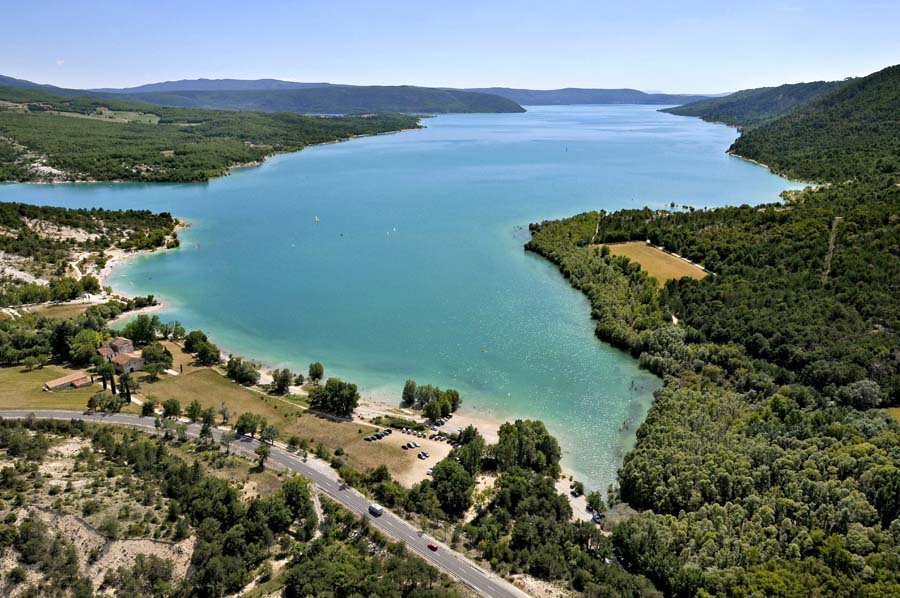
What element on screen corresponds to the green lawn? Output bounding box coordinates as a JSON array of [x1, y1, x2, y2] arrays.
[[0, 365, 98, 410], [0, 365, 142, 414]]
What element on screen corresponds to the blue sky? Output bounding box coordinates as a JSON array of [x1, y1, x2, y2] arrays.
[[2, 0, 898, 92]]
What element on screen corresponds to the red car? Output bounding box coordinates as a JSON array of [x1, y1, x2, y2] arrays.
[[427, 543, 438, 551]]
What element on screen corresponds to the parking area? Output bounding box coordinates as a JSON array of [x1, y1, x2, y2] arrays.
[[364, 426, 455, 486]]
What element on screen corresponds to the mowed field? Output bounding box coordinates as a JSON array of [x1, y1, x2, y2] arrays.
[[603, 241, 708, 286], [0, 365, 136, 414]]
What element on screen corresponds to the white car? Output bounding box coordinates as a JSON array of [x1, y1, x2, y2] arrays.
[[368, 503, 384, 517]]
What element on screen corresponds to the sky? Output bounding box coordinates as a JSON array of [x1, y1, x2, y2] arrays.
[[2, 0, 898, 92]]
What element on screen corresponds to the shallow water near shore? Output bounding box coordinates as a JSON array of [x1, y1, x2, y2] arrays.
[[0, 106, 802, 489]]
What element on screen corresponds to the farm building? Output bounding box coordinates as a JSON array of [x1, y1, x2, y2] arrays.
[[43, 372, 91, 392]]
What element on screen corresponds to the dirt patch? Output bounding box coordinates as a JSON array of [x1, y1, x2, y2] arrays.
[[510, 574, 576, 598], [24, 218, 100, 243], [30, 507, 195, 591]]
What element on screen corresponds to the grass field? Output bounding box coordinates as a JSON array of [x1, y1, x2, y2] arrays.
[[603, 241, 708, 286], [886, 407, 900, 423], [26, 302, 93, 320], [0, 365, 141, 413], [140, 366, 419, 479], [0, 365, 98, 410]]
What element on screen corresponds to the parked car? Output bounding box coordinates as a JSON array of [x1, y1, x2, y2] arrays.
[[592, 513, 605, 524], [426, 468, 433, 475]]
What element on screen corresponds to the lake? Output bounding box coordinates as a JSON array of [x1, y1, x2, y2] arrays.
[[0, 105, 802, 490]]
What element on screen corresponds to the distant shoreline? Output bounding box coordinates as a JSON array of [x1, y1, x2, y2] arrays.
[[3, 122, 425, 186]]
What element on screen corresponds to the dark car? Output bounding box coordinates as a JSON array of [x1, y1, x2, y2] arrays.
[[427, 543, 438, 551]]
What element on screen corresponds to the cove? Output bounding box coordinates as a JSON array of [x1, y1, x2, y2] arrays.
[[0, 105, 803, 490]]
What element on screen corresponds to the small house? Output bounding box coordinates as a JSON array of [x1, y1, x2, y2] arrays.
[[43, 372, 91, 392], [108, 337, 134, 354], [98, 347, 115, 362], [112, 352, 143, 374]]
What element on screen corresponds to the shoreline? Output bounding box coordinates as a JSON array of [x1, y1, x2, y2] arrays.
[[98, 245, 512, 454], [4, 124, 427, 186]]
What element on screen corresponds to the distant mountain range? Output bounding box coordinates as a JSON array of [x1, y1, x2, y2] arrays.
[[0, 76, 524, 114], [92, 78, 331, 93], [0, 75, 720, 115], [463, 87, 710, 105], [96, 86, 527, 115]]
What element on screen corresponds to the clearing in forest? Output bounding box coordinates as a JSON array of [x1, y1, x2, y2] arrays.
[[602, 241, 708, 286]]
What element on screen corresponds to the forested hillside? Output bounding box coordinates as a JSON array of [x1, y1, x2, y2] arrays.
[[526, 62, 900, 597], [0, 85, 419, 182], [0, 418, 465, 597], [731, 65, 900, 182], [661, 79, 846, 126], [108, 85, 526, 114]]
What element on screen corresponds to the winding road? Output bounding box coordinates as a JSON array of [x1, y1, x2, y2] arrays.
[[0, 409, 528, 598]]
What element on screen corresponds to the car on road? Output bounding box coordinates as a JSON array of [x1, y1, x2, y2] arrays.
[[368, 503, 384, 517], [427, 543, 438, 551]]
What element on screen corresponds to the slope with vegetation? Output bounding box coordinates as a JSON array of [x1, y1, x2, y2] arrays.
[[0, 85, 420, 183], [108, 85, 526, 115], [729, 65, 900, 182], [0, 201, 178, 306], [525, 63, 900, 596], [0, 417, 464, 597], [661, 79, 847, 126]]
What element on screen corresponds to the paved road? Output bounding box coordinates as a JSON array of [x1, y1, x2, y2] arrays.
[[0, 410, 528, 598]]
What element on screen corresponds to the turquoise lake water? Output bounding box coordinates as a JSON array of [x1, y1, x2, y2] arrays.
[[0, 106, 802, 490]]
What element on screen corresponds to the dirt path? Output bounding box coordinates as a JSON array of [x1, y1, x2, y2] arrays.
[[821, 216, 842, 284]]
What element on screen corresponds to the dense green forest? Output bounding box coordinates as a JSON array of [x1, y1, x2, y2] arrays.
[[664, 64, 900, 183], [0, 85, 420, 182], [0, 417, 464, 597], [526, 62, 900, 596], [106, 85, 526, 115], [730, 65, 900, 182], [662, 79, 847, 126]]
